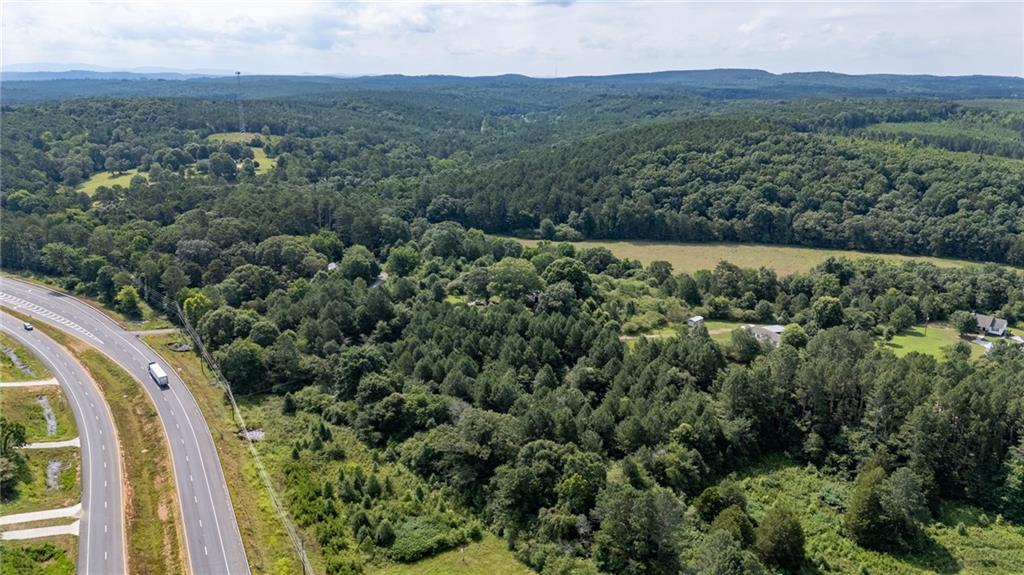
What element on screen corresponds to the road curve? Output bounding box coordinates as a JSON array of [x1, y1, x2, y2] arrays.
[[0, 277, 249, 575], [1, 314, 125, 574]]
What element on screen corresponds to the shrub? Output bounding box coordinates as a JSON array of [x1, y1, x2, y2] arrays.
[[694, 481, 747, 522], [390, 516, 464, 562], [710, 504, 756, 548], [754, 505, 805, 573]]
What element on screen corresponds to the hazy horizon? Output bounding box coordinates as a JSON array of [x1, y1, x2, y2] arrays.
[[3, 2, 1021, 78]]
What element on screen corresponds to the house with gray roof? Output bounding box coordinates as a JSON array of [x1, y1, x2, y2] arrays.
[[975, 314, 1008, 337], [745, 324, 783, 346]]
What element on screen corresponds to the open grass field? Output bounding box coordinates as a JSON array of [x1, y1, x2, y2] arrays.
[[79, 169, 143, 195], [144, 332, 302, 575], [370, 534, 535, 575], [251, 147, 276, 174], [0, 332, 50, 382], [207, 131, 283, 145], [0, 535, 77, 575], [1, 307, 185, 575], [881, 324, 986, 359], [883, 324, 958, 357], [623, 320, 748, 346], [515, 238, 979, 276], [0, 447, 79, 515], [207, 132, 279, 174], [729, 457, 1024, 574], [0, 386, 77, 443]]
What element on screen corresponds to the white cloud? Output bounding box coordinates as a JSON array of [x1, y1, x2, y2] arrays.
[[2, 1, 1020, 76]]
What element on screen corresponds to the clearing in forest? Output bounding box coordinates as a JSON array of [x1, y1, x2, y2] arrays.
[[516, 239, 978, 276], [79, 168, 144, 195]]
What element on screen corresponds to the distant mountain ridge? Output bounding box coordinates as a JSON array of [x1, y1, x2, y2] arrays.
[[2, 70, 224, 81], [2, 68, 1021, 103]]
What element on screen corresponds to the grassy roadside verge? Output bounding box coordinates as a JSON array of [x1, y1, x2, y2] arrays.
[[2, 307, 185, 575], [145, 333, 300, 575], [0, 535, 78, 575], [0, 332, 51, 381]]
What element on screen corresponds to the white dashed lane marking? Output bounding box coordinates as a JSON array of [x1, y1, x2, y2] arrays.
[[0, 293, 104, 344]]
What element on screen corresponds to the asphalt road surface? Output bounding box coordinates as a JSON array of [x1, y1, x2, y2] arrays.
[[1, 314, 125, 574], [0, 277, 249, 574]]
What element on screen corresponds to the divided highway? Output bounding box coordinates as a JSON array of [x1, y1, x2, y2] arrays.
[[0, 277, 249, 574], [1, 314, 125, 574]]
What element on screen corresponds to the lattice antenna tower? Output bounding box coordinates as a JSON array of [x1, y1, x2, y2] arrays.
[[236, 71, 246, 143]]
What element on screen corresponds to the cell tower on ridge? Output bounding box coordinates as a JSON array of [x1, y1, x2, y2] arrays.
[[236, 71, 246, 142]]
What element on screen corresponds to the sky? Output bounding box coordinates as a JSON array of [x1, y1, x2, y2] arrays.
[[2, 1, 1022, 77]]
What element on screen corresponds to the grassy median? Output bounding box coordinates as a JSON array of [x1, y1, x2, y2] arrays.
[[2, 308, 185, 575], [0, 447, 79, 516], [145, 333, 300, 575], [0, 386, 77, 443]]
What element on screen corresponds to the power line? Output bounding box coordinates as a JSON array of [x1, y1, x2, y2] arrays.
[[134, 280, 315, 575]]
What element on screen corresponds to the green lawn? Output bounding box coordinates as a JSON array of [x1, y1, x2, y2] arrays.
[[0, 448, 79, 515], [0, 387, 77, 442], [516, 238, 981, 276], [251, 147, 276, 174], [79, 169, 143, 195], [370, 534, 535, 575], [622, 320, 747, 346], [702, 320, 749, 343], [881, 324, 982, 359], [728, 457, 1024, 574], [0, 333, 50, 382]]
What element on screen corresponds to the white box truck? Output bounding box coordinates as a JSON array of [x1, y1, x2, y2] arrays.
[[148, 362, 169, 387]]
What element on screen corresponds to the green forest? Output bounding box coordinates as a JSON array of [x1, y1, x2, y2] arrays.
[[2, 72, 1023, 574]]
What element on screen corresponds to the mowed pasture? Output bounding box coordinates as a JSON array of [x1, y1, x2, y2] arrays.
[[207, 131, 279, 174], [882, 324, 987, 359], [79, 168, 144, 195], [516, 239, 979, 275]]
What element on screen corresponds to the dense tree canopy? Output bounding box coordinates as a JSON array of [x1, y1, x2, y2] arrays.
[[2, 76, 1023, 574]]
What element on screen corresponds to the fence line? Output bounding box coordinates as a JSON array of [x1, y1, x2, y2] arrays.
[[137, 283, 315, 575]]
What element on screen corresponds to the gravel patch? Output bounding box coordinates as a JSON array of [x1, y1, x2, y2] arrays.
[[45, 459, 63, 491], [2, 345, 36, 377], [239, 428, 265, 442], [36, 395, 58, 436]]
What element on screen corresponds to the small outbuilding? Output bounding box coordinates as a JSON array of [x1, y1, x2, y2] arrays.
[[687, 315, 705, 328]]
